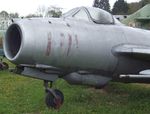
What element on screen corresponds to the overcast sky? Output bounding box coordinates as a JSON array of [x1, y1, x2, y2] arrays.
[[0, 0, 141, 16]]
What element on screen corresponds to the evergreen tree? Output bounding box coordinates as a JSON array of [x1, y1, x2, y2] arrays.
[[112, 0, 129, 15], [128, 2, 141, 14], [140, 0, 150, 7], [93, 0, 110, 12], [9, 13, 19, 18]]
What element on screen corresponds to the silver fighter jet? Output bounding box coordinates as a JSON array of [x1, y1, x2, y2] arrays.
[[3, 7, 150, 109]]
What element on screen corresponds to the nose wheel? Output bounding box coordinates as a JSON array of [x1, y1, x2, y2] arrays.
[[45, 89, 64, 109], [44, 81, 64, 109]]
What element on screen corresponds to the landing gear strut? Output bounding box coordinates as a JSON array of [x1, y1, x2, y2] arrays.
[[44, 81, 64, 109]]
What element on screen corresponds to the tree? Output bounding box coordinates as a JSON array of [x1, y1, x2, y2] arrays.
[[26, 14, 40, 18], [45, 6, 62, 17], [112, 0, 129, 15], [0, 11, 19, 19], [0, 11, 9, 19], [93, 0, 110, 12], [140, 0, 150, 7], [127, 0, 150, 14], [0, 11, 9, 30], [9, 13, 19, 18], [36, 5, 47, 17], [128, 2, 141, 14], [36, 5, 62, 18]]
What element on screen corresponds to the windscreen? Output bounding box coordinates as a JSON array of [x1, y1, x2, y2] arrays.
[[87, 7, 114, 24]]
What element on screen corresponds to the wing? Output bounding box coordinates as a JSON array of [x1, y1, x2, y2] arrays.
[[11, 64, 62, 82], [113, 44, 150, 61]]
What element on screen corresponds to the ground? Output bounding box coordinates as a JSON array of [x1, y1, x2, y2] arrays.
[[0, 70, 150, 114]]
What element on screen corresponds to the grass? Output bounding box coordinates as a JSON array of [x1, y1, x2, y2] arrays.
[[0, 70, 150, 114]]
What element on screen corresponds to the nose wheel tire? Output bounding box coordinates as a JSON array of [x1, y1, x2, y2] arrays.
[[45, 89, 64, 109]]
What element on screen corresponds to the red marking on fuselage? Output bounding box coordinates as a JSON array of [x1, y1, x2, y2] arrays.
[[67, 34, 72, 56], [46, 33, 51, 56]]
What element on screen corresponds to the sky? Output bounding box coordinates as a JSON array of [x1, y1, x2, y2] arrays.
[[0, 0, 141, 16]]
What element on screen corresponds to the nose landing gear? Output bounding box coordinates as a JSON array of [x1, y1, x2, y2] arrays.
[[44, 81, 64, 109]]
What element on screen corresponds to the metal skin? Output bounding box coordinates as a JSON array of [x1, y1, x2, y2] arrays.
[[3, 7, 150, 108]]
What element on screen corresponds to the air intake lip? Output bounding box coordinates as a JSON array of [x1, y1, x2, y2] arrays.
[[4, 24, 22, 61]]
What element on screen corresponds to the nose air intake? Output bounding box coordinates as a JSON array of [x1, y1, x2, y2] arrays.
[[4, 24, 22, 60]]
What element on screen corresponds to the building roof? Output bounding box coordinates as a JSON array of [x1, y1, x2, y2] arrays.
[[122, 4, 150, 24]]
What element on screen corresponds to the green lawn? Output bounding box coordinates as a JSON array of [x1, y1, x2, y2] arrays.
[[0, 70, 150, 114]]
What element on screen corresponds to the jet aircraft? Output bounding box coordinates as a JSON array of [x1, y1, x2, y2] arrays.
[[3, 7, 150, 109]]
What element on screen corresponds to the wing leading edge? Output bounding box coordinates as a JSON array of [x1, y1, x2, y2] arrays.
[[113, 44, 150, 61]]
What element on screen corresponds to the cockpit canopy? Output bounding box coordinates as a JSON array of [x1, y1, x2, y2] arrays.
[[62, 7, 114, 24]]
